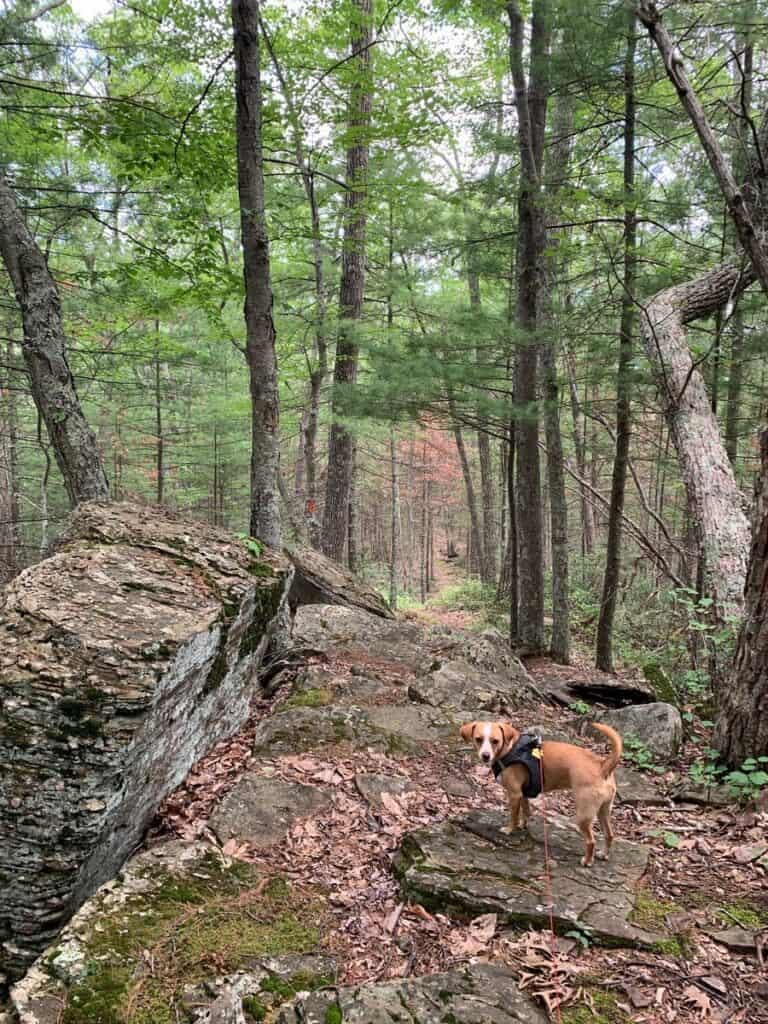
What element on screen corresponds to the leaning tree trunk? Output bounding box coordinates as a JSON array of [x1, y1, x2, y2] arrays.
[[232, 0, 281, 548], [0, 176, 109, 506], [596, 7, 636, 672], [639, 262, 751, 622], [322, 0, 373, 562], [713, 426, 768, 764], [507, 0, 550, 654]]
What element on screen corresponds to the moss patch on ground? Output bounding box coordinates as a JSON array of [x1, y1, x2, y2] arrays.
[[630, 892, 681, 931], [561, 987, 631, 1024], [60, 857, 328, 1024], [284, 688, 332, 709], [713, 900, 768, 929]]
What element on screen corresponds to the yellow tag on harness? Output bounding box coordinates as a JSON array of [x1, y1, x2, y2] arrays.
[[532, 748, 542, 759]]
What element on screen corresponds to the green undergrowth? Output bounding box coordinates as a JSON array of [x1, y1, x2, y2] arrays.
[[59, 858, 327, 1024]]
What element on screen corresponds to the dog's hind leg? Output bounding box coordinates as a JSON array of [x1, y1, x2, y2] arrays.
[[577, 816, 596, 867], [597, 796, 615, 861]]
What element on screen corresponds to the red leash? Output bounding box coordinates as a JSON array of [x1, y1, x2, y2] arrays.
[[537, 753, 564, 1023]]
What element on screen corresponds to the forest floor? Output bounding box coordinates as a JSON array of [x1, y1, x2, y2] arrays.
[[144, 570, 768, 1024]]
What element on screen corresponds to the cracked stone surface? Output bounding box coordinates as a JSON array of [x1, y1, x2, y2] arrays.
[[0, 501, 292, 981], [408, 656, 535, 712], [209, 776, 330, 846], [274, 962, 548, 1023], [394, 809, 658, 948]]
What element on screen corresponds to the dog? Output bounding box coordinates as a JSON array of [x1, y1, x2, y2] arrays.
[[460, 720, 622, 867]]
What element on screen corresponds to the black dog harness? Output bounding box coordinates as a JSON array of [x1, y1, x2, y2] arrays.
[[492, 732, 543, 798]]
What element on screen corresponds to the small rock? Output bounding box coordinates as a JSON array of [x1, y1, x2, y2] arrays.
[[209, 776, 330, 847], [706, 927, 758, 954], [355, 773, 412, 811], [732, 843, 767, 864]]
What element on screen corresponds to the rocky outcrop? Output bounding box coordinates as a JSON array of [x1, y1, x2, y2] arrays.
[[395, 809, 659, 948], [0, 501, 292, 980], [288, 545, 393, 619], [275, 962, 548, 1023]]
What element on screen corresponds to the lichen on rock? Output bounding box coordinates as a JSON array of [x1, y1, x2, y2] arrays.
[[0, 501, 292, 982]]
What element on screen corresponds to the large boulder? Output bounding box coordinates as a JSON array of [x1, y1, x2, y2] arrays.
[[585, 702, 683, 760], [288, 546, 393, 619], [0, 501, 292, 980]]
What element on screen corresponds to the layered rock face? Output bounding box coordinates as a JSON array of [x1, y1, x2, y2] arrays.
[[0, 502, 292, 981]]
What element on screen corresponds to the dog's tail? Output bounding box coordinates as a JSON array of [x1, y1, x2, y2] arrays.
[[591, 722, 622, 778]]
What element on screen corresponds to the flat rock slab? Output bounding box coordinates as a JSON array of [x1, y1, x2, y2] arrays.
[[366, 704, 456, 746], [355, 772, 413, 810], [668, 780, 733, 807], [408, 657, 535, 712], [705, 927, 759, 954], [209, 776, 330, 846], [395, 809, 658, 948], [275, 962, 548, 1023], [251, 703, 454, 756], [616, 766, 667, 805]]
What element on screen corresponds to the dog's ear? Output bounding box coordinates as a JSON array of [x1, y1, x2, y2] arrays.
[[500, 722, 518, 747], [460, 721, 478, 743]]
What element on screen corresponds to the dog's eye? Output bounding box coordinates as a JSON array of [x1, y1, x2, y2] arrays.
[[491, 737, 499, 746], [475, 737, 481, 744]]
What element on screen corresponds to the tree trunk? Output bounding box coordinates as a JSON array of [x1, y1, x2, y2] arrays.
[[450, 394, 484, 581], [389, 432, 399, 609], [0, 349, 18, 580], [154, 330, 164, 505], [639, 262, 751, 621], [322, 0, 373, 561], [563, 342, 595, 555], [232, 0, 281, 548], [507, 0, 550, 654], [713, 426, 768, 763], [347, 444, 358, 572], [596, 7, 636, 672], [261, 18, 328, 544], [540, 89, 573, 664], [0, 175, 109, 506]]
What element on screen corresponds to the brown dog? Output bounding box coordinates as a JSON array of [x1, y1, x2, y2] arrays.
[[460, 720, 622, 867]]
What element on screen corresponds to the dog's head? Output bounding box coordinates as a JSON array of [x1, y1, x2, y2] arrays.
[[460, 720, 519, 764]]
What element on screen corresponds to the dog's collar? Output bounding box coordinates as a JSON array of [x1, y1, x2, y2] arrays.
[[492, 732, 543, 798]]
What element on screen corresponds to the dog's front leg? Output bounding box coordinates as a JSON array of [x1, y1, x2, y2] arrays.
[[500, 792, 523, 834]]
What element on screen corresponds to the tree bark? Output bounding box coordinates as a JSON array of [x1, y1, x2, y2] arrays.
[[563, 342, 596, 555], [640, 261, 751, 619], [389, 432, 399, 609], [261, 18, 328, 543], [596, 7, 636, 672], [507, 0, 550, 654], [713, 426, 768, 763], [0, 176, 109, 506], [232, 0, 281, 548], [540, 88, 573, 665], [449, 393, 484, 581], [321, 0, 373, 561]]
